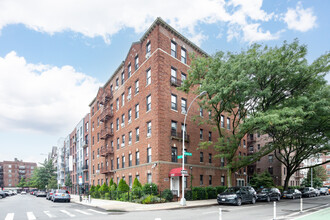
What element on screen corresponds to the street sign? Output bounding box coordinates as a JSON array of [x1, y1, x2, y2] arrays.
[[177, 155, 183, 159], [181, 170, 188, 175], [184, 152, 192, 156], [79, 176, 82, 185]]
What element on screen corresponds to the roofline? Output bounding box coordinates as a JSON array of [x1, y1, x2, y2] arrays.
[[140, 17, 209, 57]]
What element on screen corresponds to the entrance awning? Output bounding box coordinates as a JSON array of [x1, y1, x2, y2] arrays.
[[169, 168, 189, 177]]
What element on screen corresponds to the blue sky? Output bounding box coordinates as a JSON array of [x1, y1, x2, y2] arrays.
[[0, 0, 329, 164]]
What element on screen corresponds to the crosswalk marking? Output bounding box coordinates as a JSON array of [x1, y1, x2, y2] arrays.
[[4, 213, 14, 220], [27, 212, 36, 220], [74, 209, 92, 215], [44, 211, 56, 218], [87, 209, 108, 215], [60, 210, 76, 217]]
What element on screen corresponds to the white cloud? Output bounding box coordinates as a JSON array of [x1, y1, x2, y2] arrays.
[[0, 51, 101, 134], [284, 2, 317, 32]]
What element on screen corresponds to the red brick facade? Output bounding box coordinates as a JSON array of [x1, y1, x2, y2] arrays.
[[89, 18, 248, 193]]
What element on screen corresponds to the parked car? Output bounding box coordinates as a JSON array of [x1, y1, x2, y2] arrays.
[[315, 188, 320, 196], [0, 190, 6, 198], [319, 187, 329, 195], [300, 187, 317, 198], [46, 189, 55, 200], [51, 189, 70, 202], [35, 190, 47, 197], [29, 189, 38, 195], [283, 189, 302, 199], [3, 190, 14, 196], [217, 186, 257, 206], [21, 191, 27, 195], [257, 188, 281, 202]]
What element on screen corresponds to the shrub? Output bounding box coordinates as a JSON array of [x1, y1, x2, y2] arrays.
[[192, 187, 208, 200], [142, 183, 158, 195], [104, 192, 110, 200], [141, 195, 165, 204], [215, 186, 227, 195], [161, 189, 173, 202], [118, 179, 130, 192], [185, 190, 193, 201], [92, 191, 100, 198], [132, 178, 142, 189], [90, 185, 96, 193], [99, 183, 109, 198], [109, 178, 114, 187], [206, 186, 217, 199], [110, 183, 117, 192], [132, 187, 143, 200]]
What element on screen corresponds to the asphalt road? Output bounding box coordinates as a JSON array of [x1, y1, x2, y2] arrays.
[[1, 194, 330, 220]]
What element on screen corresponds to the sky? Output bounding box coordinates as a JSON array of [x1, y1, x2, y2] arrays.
[[0, 0, 329, 165]]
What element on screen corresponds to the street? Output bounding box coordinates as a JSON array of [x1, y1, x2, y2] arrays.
[[1, 194, 330, 220]]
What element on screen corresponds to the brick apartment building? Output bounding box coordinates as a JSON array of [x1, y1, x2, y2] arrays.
[[247, 133, 302, 187], [88, 17, 248, 196], [0, 159, 37, 188]]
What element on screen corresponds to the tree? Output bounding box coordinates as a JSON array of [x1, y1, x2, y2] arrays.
[[27, 159, 57, 189], [249, 172, 275, 190], [17, 176, 27, 188], [302, 166, 328, 188], [65, 174, 72, 188], [117, 179, 129, 192], [48, 175, 58, 189], [181, 39, 329, 187]]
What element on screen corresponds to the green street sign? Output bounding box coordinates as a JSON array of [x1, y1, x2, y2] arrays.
[[177, 155, 183, 159], [184, 152, 192, 156]]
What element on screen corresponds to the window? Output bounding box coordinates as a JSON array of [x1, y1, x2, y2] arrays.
[[135, 104, 139, 118], [147, 173, 152, 183], [97, 117, 100, 126], [92, 136, 94, 145], [129, 154, 132, 167], [121, 93, 125, 106], [200, 129, 203, 140], [200, 152, 204, 162], [181, 72, 186, 81], [171, 67, 177, 84], [209, 154, 212, 163], [146, 41, 151, 57], [181, 123, 187, 137], [121, 114, 125, 126], [97, 101, 99, 110], [243, 140, 246, 148], [122, 156, 125, 168], [146, 68, 151, 85], [181, 48, 187, 64], [128, 64, 131, 78], [128, 109, 132, 123], [200, 175, 203, 185], [171, 41, 177, 57], [121, 72, 125, 85], [209, 175, 212, 185], [181, 98, 187, 114], [147, 147, 152, 163], [92, 107, 94, 116], [208, 111, 212, 120], [117, 138, 120, 149], [135, 55, 139, 70], [268, 155, 273, 163], [171, 147, 178, 162], [122, 135, 125, 147], [116, 98, 119, 110], [136, 151, 140, 165], [128, 87, 132, 100], [221, 157, 225, 167], [171, 121, 177, 135], [117, 157, 120, 169], [184, 149, 188, 163], [135, 80, 139, 94], [136, 127, 140, 141], [221, 176, 225, 186], [268, 167, 273, 175], [227, 117, 230, 130], [129, 176, 132, 189], [257, 144, 260, 150], [128, 131, 132, 145], [171, 94, 177, 110], [200, 108, 203, 117], [147, 121, 152, 137], [97, 133, 99, 142], [221, 115, 224, 128], [116, 118, 119, 130], [146, 94, 151, 111], [208, 132, 212, 141], [116, 78, 119, 87], [110, 159, 114, 170]]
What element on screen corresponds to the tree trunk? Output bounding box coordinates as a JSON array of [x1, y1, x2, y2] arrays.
[[227, 168, 232, 187], [283, 172, 291, 191]]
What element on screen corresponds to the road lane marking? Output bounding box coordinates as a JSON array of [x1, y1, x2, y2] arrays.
[[60, 210, 76, 217], [44, 211, 56, 218], [27, 212, 36, 220], [74, 209, 92, 215], [5, 213, 14, 220], [87, 209, 108, 215]]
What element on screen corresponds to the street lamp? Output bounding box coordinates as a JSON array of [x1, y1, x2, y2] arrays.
[[180, 91, 207, 206]]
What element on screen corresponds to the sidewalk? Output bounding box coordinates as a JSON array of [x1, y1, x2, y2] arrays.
[[70, 195, 217, 212]]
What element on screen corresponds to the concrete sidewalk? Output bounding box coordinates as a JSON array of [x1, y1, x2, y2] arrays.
[[70, 195, 217, 212]]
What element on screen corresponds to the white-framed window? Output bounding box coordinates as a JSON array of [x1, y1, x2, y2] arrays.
[[122, 135, 125, 147], [181, 98, 187, 114], [200, 107, 203, 117], [147, 173, 152, 183], [135, 80, 139, 94], [147, 121, 152, 137], [221, 115, 224, 128], [136, 151, 140, 165], [128, 64, 131, 78], [171, 94, 177, 110], [200, 129, 203, 140], [129, 154, 132, 167], [116, 118, 119, 130], [135, 103, 139, 118], [146, 41, 151, 57], [117, 138, 120, 150], [127, 87, 132, 100], [122, 155, 125, 168], [146, 94, 151, 111], [181, 48, 186, 64], [181, 72, 186, 81], [128, 109, 132, 123], [121, 114, 125, 126], [147, 147, 152, 163], [136, 127, 140, 142], [116, 98, 119, 110], [121, 72, 125, 85], [171, 41, 177, 58], [121, 93, 125, 106], [135, 55, 139, 70], [128, 131, 132, 145], [171, 67, 177, 84], [227, 117, 230, 130], [116, 78, 119, 87], [146, 68, 151, 86]]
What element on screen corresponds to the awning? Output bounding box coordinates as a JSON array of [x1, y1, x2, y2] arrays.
[[169, 168, 189, 177]]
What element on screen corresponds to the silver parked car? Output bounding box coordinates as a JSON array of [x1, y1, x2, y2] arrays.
[[36, 190, 47, 197], [319, 187, 330, 195], [51, 189, 70, 202]]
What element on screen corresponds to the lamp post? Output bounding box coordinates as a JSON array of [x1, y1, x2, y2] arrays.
[[180, 91, 207, 206]]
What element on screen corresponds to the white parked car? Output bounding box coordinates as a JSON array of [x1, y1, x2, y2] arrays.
[[21, 191, 27, 195]]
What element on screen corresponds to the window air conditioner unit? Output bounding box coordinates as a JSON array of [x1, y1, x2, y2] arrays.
[[121, 143, 125, 147], [121, 123, 125, 127], [147, 133, 151, 137], [146, 53, 150, 59]]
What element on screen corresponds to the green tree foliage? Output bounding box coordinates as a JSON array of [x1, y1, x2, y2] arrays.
[[27, 159, 57, 189], [17, 177, 27, 188], [109, 178, 114, 187], [142, 183, 158, 195], [249, 172, 275, 189], [180, 39, 329, 187], [47, 176, 58, 189], [302, 166, 328, 188], [132, 178, 142, 189], [65, 174, 72, 188], [118, 179, 129, 192]]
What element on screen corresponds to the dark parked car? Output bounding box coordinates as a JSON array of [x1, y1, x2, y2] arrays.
[[300, 187, 316, 198], [217, 186, 257, 206], [0, 190, 6, 198], [257, 188, 281, 202], [283, 189, 302, 199]]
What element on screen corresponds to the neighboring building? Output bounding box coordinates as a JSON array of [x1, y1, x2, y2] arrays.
[[69, 128, 77, 193], [0, 159, 37, 188], [56, 138, 66, 187], [247, 133, 302, 187], [301, 154, 330, 186], [89, 17, 247, 197], [321, 154, 330, 186], [82, 113, 90, 192], [48, 146, 57, 167]]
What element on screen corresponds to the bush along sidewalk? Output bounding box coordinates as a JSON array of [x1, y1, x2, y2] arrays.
[[88, 177, 227, 204]]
